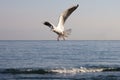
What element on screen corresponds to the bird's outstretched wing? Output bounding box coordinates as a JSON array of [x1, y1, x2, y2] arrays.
[[57, 4, 79, 28], [43, 21, 55, 29]]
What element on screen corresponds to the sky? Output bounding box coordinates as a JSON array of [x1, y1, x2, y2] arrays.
[[0, 0, 120, 40]]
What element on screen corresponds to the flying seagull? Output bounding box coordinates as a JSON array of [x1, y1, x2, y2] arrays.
[[43, 4, 79, 41]]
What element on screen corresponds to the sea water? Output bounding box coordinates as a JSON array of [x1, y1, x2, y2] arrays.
[[0, 40, 120, 80]]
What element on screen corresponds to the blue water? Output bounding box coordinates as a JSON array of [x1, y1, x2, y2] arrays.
[[0, 40, 120, 80]]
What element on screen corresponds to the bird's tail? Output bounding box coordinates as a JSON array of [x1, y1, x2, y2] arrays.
[[63, 29, 72, 37]]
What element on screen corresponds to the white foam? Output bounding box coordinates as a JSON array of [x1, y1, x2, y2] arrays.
[[51, 67, 103, 74]]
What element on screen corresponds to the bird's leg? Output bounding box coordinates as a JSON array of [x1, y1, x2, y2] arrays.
[[57, 35, 60, 41], [63, 36, 65, 40]]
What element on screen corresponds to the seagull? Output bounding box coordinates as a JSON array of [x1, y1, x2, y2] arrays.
[[43, 4, 79, 41]]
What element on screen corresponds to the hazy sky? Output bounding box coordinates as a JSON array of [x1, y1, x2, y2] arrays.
[[0, 0, 120, 40]]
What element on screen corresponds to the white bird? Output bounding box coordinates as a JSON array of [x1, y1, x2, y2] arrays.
[[43, 4, 79, 41]]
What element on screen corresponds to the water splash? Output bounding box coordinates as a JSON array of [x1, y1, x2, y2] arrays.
[[51, 67, 103, 74], [0, 67, 120, 74]]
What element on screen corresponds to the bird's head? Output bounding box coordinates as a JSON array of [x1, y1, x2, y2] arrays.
[[51, 28, 55, 32]]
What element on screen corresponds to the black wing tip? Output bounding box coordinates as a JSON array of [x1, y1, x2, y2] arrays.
[[43, 21, 48, 25], [43, 21, 54, 29], [76, 4, 79, 7], [72, 4, 79, 9]]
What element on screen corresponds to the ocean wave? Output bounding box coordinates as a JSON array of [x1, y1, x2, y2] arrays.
[[0, 68, 51, 74], [0, 67, 120, 74]]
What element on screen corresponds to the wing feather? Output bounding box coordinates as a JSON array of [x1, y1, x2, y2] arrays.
[[43, 21, 55, 29], [57, 4, 79, 27]]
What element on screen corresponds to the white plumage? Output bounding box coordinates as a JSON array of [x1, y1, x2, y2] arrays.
[[43, 4, 79, 41]]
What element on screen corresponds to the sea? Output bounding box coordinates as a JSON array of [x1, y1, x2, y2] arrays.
[[0, 40, 120, 80]]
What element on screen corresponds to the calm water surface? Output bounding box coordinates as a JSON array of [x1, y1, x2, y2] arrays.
[[0, 40, 120, 80]]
